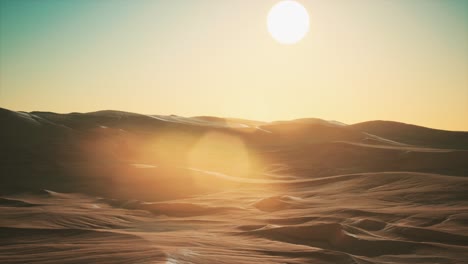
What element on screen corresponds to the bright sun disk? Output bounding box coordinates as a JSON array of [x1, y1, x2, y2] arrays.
[[267, 0, 310, 44]]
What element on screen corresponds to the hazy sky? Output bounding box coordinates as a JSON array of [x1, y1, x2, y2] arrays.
[[1, 0, 467, 130]]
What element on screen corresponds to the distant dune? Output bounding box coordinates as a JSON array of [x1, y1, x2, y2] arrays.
[[1, 107, 467, 263]]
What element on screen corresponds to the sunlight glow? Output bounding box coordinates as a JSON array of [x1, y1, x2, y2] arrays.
[[267, 1, 310, 44], [188, 132, 252, 178]]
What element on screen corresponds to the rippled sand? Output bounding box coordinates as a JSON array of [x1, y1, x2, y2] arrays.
[[1, 108, 468, 263], [2, 171, 468, 263]]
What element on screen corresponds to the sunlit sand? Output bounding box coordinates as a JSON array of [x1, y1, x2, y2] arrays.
[[1, 108, 467, 263]]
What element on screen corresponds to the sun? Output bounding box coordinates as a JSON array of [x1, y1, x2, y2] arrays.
[[267, 1, 310, 45]]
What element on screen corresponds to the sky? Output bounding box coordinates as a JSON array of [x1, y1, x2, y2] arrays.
[[1, 0, 467, 130]]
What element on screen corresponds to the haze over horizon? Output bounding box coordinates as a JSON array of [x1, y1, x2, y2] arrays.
[[1, 0, 468, 130]]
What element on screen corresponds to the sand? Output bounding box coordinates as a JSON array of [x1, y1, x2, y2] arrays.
[[1, 107, 467, 263]]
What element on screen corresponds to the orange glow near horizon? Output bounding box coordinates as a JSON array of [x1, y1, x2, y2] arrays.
[[188, 132, 252, 177]]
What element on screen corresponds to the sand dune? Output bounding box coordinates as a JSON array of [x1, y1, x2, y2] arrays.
[[1, 108, 468, 263], [351, 121, 468, 150]]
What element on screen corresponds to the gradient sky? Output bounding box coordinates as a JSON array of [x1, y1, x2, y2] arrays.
[[1, 0, 467, 130]]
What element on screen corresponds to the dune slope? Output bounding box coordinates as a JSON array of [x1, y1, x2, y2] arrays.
[[1, 108, 467, 263]]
